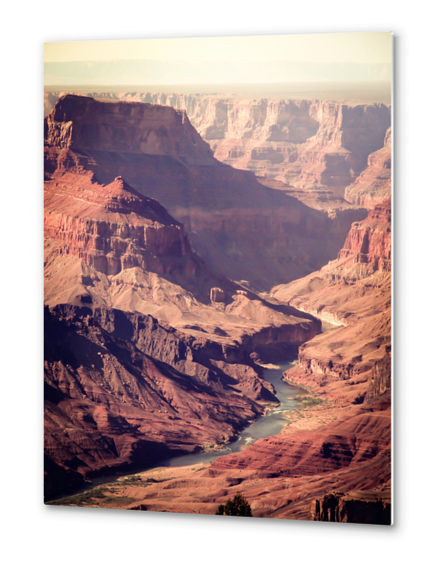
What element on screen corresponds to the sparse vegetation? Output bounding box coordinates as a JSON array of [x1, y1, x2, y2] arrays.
[[47, 487, 109, 507], [122, 475, 142, 483], [215, 493, 253, 517], [293, 396, 324, 409]]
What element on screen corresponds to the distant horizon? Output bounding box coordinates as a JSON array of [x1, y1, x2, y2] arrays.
[[45, 34, 392, 87], [44, 80, 391, 105], [44, 32, 392, 64], [44, 59, 392, 87]]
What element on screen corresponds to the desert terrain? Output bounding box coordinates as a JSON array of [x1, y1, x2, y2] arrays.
[[44, 91, 391, 524]]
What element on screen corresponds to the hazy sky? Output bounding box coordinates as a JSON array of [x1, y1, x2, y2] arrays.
[[45, 32, 392, 64]]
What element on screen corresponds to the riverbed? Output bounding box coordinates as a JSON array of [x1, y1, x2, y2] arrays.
[[48, 360, 307, 501], [158, 360, 308, 468]]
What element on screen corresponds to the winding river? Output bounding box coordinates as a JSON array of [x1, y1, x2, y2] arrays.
[[50, 318, 342, 501], [50, 359, 308, 501], [158, 359, 308, 468]]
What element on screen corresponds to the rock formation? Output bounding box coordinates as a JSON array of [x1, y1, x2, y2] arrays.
[[45, 91, 390, 202], [44, 94, 391, 523], [68, 201, 392, 520], [311, 491, 391, 524], [345, 127, 391, 208], [44, 96, 324, 496], [45, 95, 367, 290], [44, 303, 268, 497], [200, 99, 390, 197], [210, 287, 225, 303]]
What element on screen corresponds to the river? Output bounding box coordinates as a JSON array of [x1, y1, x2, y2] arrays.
[[48, 359, 309, 502], [157, 359, 308, 468]]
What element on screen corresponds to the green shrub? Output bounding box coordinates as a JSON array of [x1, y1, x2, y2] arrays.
[[215, 493, 252, 517]]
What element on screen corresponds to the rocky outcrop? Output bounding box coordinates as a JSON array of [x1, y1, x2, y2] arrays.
[[345, 127, 391, 208], [44, 305, 264, 497], [44, 95, 367, 291], [338, 200, 391, 273], [311, 491, 391, 524], [45, 94, 215, 166], [271, 201, 391, 405], [45, 175, 196, 278]]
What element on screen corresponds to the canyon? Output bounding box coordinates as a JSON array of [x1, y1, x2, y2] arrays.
[[44, 94, 369, 291], [44, 96, 323, 496], [45, 90, 391, 203], [51, 199, 391, 523], [44, 93, 391, 523]]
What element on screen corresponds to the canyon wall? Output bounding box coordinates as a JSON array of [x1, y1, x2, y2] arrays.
[[195, 98, 391, 197], [45, 95, 367, 291], [345, 127, 391, 208], [44, 304, 265, 497], [311, 491, 391, 524], [106, 202, 392, 520], [45, 91, 390, 201], [44, 94, 391, 521], [44, 99, 325, 496], [272, 200, 391, 404]]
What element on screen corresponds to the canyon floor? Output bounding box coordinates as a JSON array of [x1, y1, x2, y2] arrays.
[[44, 93, 391, 524]]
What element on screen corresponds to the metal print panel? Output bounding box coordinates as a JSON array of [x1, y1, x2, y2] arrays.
[[44, 32, 392, 524]]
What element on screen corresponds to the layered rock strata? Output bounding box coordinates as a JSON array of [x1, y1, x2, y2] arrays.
[[311, 491, 391, 524], [44, 106, 323, 496], [45, 95, 367, 291], [345, 128, 391, 208], [44, 94, 390, 520], [69, 201, 393, 520], [44, 305, 265, 497], [272, 201, 391, 403], [206, 100, 391, 197], [45, 92, 391, 201]]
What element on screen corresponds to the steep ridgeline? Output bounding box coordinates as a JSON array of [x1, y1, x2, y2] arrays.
[[272, 200, 391, 404], [44, 173, 226, 304], [45, 95, 367, 291], [44, 304, 265, 498]]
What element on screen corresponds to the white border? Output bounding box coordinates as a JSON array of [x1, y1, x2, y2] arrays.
[[3, 2, 431, 561]]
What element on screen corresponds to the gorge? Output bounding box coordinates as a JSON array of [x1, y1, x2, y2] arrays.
[[44, 93, 391, 524]]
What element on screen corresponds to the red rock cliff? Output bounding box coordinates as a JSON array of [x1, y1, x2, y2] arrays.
[[45, 95, 367, 291], [345, 127, 391, 208], [44, 174, 197, 278], [118, 94, 390, 198], [45, 94, 215, 166], [45, 92, 391, 202]]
